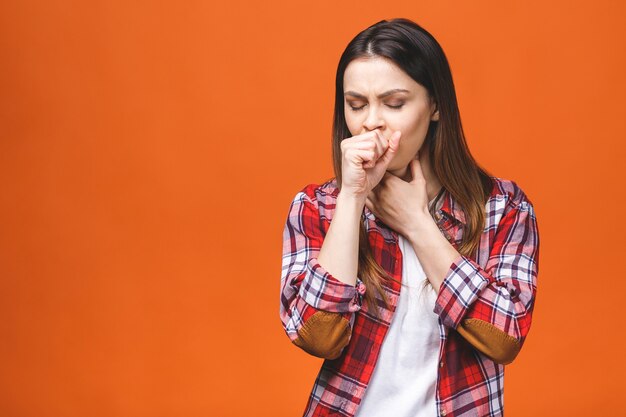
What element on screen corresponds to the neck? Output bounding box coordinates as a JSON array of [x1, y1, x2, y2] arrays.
[[389, 147, 442, 202]]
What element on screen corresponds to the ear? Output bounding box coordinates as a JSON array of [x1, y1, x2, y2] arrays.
[[431, 100, 439, 121]]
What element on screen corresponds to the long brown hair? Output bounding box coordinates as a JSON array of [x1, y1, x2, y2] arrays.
[[329, 18, 494, 318]]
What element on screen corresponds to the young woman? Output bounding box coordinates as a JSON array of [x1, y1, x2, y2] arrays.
[[279, 18, 540, 417]]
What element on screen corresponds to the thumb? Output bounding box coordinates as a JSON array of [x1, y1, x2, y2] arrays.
[[379, 131, 401, 166]]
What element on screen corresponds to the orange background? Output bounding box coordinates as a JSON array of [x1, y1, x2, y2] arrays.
[[1, 1, 624, 416]]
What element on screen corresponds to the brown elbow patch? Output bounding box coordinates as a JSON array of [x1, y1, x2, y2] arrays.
[[456, 318, 521, 365], [293, 311, 351, 360]]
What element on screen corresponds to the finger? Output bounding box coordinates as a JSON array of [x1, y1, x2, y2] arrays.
[[409, 153, 425, 184], [346, 148, 377, 168], [346, 140, 379, 152], [345, 130, 386, 162], [346, 130, 383, 144], [373, 129, 388, 155], [369, 130, 385, 162], [365, 129, 387, 165], [345, 133, 382, 161], [378, 131, 402, 166], [342, 133, 375, 148]]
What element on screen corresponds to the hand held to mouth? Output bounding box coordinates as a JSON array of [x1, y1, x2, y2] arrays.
[[339, 129, 402, 202], [317, 129, 401, 287]]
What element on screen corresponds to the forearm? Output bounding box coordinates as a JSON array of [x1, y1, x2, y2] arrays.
[[406, 201, 539, 365], [280, 187, 367, 359], [406, 213, 461, 294], [317, 192, 365, 286]]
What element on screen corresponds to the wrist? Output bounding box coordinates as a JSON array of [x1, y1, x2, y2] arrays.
[[337, 191, 367, 208], [406, 211, 437, 244]]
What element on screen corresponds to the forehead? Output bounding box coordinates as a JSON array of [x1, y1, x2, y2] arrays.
[[343, 56, 417, 93]]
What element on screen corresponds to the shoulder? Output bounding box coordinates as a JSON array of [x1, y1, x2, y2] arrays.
[[290, 178, 340, 223], [487, 175, 536, 215], [293, 177, 340, 207]]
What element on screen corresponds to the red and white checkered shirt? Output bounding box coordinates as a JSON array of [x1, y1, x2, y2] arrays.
[[279, 176, 540, 417]]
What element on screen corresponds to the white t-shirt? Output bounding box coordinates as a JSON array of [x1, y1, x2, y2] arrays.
[[354, 200, 441, 417]]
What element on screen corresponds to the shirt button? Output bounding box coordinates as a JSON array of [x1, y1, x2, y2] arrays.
[[440, 360, 444, 368], [440, 408, 447, 416]]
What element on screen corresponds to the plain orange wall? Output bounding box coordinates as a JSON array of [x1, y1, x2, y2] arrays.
[[1, 1, 625, 416]]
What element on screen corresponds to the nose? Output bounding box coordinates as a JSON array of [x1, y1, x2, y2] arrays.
[[362, 104, 385, 132]]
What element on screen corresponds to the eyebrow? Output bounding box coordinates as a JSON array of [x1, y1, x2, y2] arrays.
[[344, 88, 410, 99]]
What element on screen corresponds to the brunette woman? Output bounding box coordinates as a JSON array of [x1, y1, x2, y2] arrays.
[[279, 17, 540, 417]]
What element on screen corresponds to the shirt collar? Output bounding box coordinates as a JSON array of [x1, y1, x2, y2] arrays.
[[440, 187, 466, 225]]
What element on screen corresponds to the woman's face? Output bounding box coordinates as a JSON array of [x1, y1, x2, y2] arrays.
[[343, 56, 439, 174]]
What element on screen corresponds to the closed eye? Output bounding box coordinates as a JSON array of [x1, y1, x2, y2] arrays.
[[349, 104, 404, 111]]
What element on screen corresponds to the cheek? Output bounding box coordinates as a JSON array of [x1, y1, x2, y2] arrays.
[[390, 117, 429, 158], [344, 113, 359, 135], [394, 112, 430, 142]]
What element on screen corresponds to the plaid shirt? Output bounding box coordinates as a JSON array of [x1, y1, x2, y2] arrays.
[[279, 176, 540, 417]]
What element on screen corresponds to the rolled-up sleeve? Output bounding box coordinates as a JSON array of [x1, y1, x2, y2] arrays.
[[279, 185, 366, 359], [299, 257, 366, 313], [434, 190, 539, 365]]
